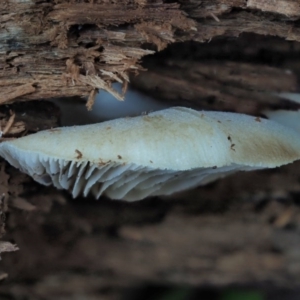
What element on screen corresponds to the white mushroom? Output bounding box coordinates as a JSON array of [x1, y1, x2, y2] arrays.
[[264, 109, 300, 134], [264, 92, 300, 134], [0, 107, 300, 201]]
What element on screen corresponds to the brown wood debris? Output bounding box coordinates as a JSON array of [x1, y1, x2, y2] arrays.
[[0, 1, 194, 104], [0, 1, 300, 105], [246, 0, 300, 18], [0, 241, 18, 257], [0, 100, 60, 139], [180, 0, 300, 18]]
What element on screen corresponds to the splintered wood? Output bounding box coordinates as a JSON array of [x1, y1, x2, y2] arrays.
[[0, 101, 59, 137], [246, 0, 300, 17], [0, 1, 300, 105], [0, 1, 194, 104]]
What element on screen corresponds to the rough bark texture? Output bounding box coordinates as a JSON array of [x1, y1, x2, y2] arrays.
[[1, 1, 300, 299], [0, 0, 196, 104], [1, 0, 300, 104]]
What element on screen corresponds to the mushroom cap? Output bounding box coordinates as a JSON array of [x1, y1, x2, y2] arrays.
[[264, 109, 300, 134], [1, 107, 300, 201]]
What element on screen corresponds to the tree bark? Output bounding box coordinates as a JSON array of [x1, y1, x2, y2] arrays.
[[129, 32, 300, 114], [1, 0, 300, 105], [0, 0, 195, 104]]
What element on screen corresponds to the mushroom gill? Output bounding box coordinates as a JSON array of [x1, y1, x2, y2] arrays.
[[0, 107, 300, 201]]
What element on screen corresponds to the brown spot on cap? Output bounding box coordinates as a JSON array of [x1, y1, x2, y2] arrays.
[[118, 155, 122, 159], [255, 117, 261, 122], [98, 158, 106, 166], [143, 116, 152, 122], [75, 149, 82, 159]]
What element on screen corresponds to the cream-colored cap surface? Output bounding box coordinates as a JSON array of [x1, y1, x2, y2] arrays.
[[1, 107, 300, 170]]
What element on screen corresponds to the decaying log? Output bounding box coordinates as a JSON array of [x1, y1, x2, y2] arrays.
[[1, 1, 300, 105], [131, 57, 298, 115], [2, 1, 300, 298], [0, 0, 196, 103], [1, 160, 300, 298], [129, 32, 300, 114]]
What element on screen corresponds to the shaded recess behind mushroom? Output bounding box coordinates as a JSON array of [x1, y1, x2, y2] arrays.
[[0, 107, 300, 201]]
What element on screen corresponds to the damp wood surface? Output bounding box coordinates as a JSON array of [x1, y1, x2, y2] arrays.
[[2, 157, 300, 298], [130, 34, 300, 115]]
